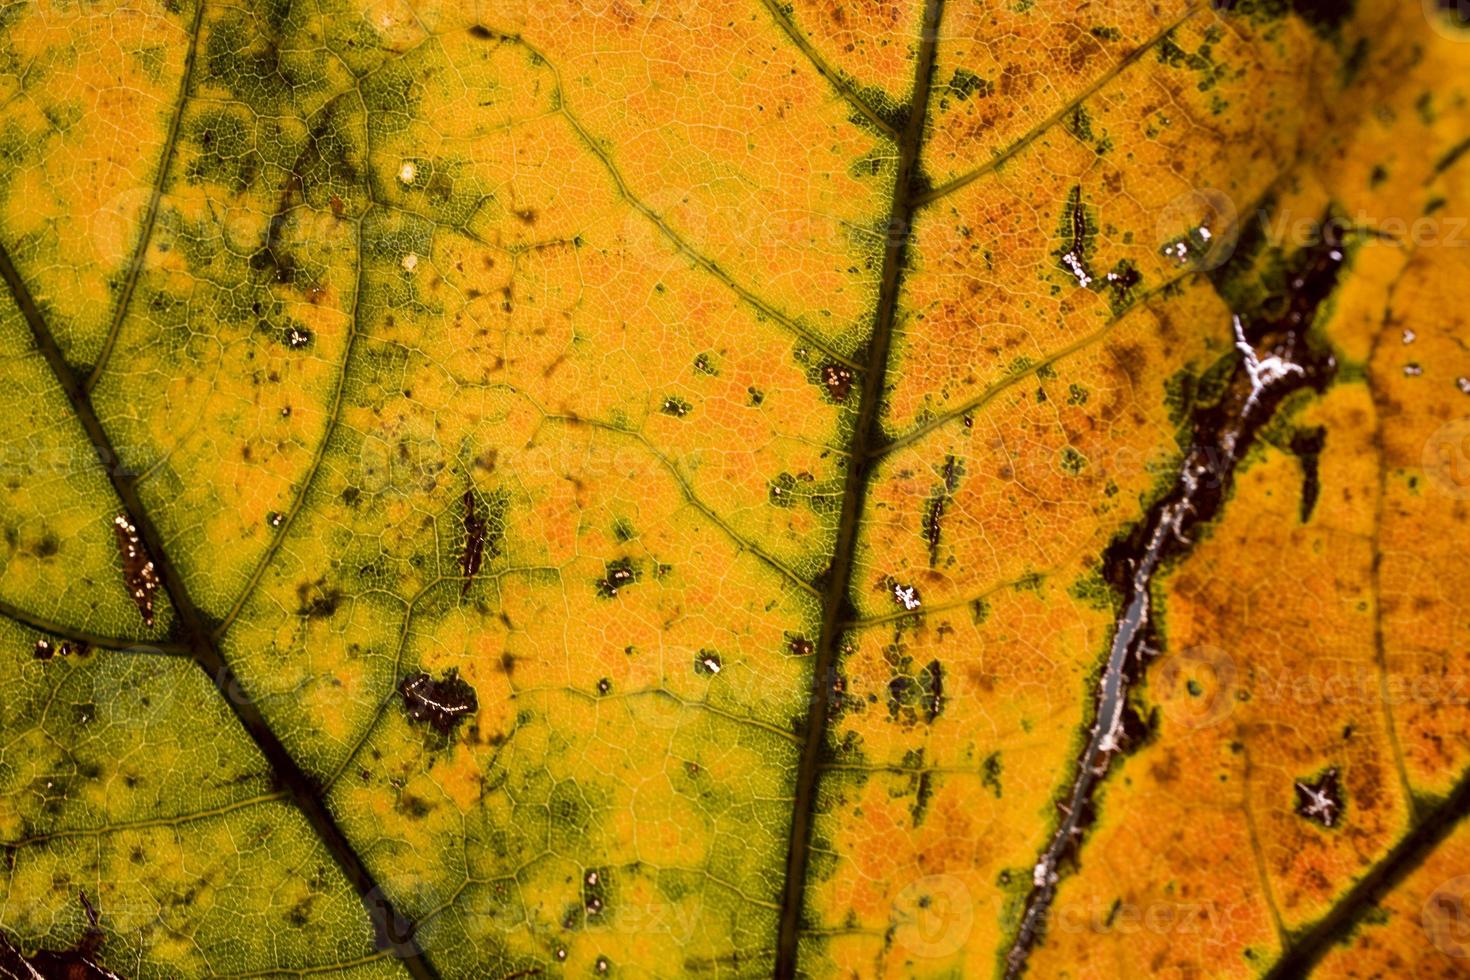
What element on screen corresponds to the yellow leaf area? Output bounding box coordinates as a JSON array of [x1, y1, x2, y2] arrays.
[[803, 4, 1470, 980], [0, 0, 1467, 979]]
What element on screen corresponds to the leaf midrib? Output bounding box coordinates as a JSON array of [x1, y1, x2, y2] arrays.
[[773, 0, 945, 974]]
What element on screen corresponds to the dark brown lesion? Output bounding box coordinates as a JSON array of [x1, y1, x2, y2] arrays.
[[294, 577, 342, 619], [460, 489, 487, 596], [596, 558, 637, 598], [1295, 767, 1345, 828], [33, 637, 91, 660], [820, 363, 855, 403], [0, 891, 123, 979], [398, 669, 478, 734], [1003, 214, 1348, 978], [1289, 426, 1327, 522], [923, 454, 961, 566], [1055, 185, 1097, 288], [885, 650, 945, 726], [112, 515, 160, 627]]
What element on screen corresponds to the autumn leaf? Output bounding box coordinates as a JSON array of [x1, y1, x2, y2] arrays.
[[2, 0, 1470, 977]]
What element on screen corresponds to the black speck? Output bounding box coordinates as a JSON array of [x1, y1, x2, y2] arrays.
[[1290, 427, 1327, 522]]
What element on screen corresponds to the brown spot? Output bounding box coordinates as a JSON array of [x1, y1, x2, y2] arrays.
[[821, 363, 855, 402], [461, 490, 487, 595], [1105, 341, 1145, 388], [397, 794, 432, 818], [1295, 768, 1344, 828], [112, 515, 160, 627], [398, 669, 478, 734], [0, 892, 119, 978], [295, 578, 342, 618], [1149, 748, 1182, 785]]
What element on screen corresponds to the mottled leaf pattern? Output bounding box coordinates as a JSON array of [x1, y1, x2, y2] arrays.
[[1, 1, 1469, 978]]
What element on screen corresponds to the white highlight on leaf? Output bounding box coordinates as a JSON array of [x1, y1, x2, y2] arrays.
[[1061, 251, 1092, 288], [1233, 315, 1305, 415], [1296, 779, 1340, 827]]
